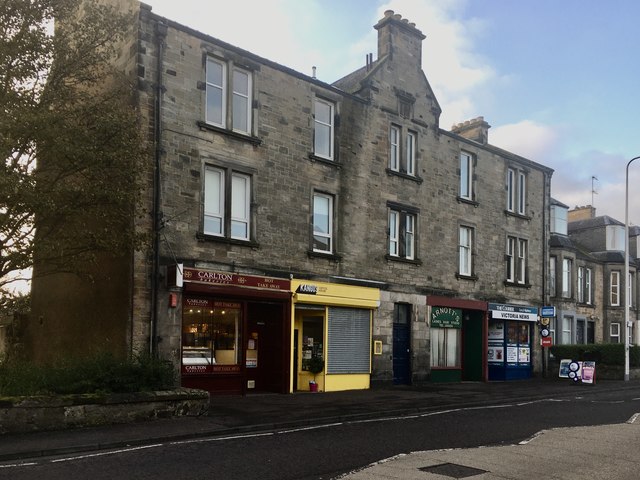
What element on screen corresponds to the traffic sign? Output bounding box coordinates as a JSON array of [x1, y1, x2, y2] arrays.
[[541, 336, 553, 347], [540, 306, 556, 317]]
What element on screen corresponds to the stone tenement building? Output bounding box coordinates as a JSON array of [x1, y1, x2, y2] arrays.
[[28, 2, 554, 394]]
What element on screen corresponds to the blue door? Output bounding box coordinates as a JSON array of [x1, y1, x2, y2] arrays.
[[393, 304, 411, 385]]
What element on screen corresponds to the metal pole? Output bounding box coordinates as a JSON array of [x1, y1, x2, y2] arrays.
[[624, 156, 640, 381]]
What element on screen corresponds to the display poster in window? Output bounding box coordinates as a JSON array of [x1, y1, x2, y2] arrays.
[[487, 345, 504, 363], [488, 321, 504, 340], [506, 346, 518, 363], [518, 347, 530, 363]]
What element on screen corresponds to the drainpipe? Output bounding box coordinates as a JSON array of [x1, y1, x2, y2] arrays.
[[541, 170, 550, 377], [150, 21, 167, 356]]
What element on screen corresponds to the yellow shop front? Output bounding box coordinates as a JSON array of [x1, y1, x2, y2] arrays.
[[291, 279, 380, 393]]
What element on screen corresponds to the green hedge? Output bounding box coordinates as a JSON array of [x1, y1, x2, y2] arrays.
[[0, 353, 175, 397], [550, 344, 640, 367]]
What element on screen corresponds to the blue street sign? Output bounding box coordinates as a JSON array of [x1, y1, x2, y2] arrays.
[[540, 306, 556, 317]]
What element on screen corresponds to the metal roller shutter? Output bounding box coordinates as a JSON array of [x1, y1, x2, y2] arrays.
[[327, 307, 370, 374]]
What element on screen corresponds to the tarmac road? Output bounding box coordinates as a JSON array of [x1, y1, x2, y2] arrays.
[[2, 380, 640, 479]]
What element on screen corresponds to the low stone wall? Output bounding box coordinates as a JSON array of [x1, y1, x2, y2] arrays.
[[0, 388, 209, 434]]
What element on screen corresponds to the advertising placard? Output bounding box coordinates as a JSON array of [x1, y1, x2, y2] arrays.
[[506, 346, 518, 363], [487, 346, 505, 363]]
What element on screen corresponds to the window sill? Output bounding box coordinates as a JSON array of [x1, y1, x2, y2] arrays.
[[457, 197, 479, 207], [197, 121, 262, 146], [504, 210, 531, 221], [503, 281, 531, 289], [308, 153, 341, 168], [196, 232, 259, 248], [385, 255, 422, 266], [456, 273, 478, 281], [307, 250, 342, 262], [385, 168, 423, 183]]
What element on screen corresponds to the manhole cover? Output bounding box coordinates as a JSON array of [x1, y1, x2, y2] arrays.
[[419, 462, 487, 478]]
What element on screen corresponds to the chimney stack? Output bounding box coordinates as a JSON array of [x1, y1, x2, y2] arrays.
[[374, 10, 425, 65], [451, 117, 491, 145], [568, 205, 597, 222]]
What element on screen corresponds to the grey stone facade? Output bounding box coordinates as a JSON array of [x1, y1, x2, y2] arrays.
[[29, 2, 556, 386]]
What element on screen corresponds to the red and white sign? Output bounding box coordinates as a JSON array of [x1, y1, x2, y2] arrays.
[[541, 336, 553, 347]]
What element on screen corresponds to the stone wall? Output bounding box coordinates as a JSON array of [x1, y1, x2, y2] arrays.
[[0, 388, 209, 434]]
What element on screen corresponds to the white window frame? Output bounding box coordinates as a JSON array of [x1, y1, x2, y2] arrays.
[[551, 205, 568, 235], [562, 316, 573, 344], [561, 258, 572, 298], [231, 67, 252, 134], [517, 238, 527, 284], [312, 193, 333, 253], [506, 167, 526, 215], [205, 58, 226, 128], [389, 126, 399, 171], [405, 131, 416, 176], [507, 168, 516, 212], [577, 266, 585, 303], [585, 268, 592, 304], [204, 166, 225, 236], [517, 171, 526, 215], [611, 271, 620, 306], [388, 207, 417, 260], [314, 98, 334, 160], [204, 166, 252, 241], [628, 272, 634, 307], [230, 172, 250, 240], [459, 226, 473, 276], [549, 256, 557, 297], [610, 322, 620, 343], [404, 214, 415, 260], [506, 236, 516, 282], [389, 210, 399, 257], [460, 151, 473, 200]]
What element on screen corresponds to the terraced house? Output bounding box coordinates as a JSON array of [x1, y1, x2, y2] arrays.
[[28, 1, 555, 394]]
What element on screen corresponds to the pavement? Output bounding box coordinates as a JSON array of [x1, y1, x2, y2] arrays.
[[1, 377, 640, 478]]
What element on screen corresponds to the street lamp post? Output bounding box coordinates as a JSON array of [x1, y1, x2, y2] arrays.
[[624, 155, 640, 382]]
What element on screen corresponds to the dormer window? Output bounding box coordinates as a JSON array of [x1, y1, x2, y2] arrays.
[[551, 205, 568, 235], [606, 225, 625, 251]]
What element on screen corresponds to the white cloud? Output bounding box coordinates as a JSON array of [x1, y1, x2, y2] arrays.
[[491, 120, 560, 161]]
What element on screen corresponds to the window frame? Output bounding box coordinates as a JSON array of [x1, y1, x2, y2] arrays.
[[313, 98, 335, 161], [205, 57, 227, 128], [458, 226, 473, 277], [405, 131, 416, 176], [205, 58, 253, 135], [610, 322, 620, 343], [389, 125, 400, 172], [611, 271, 620, 306], [460, 151, 473, 200], [506, 167, 527, 216], [312, 192, 334, 254], [231, 67, 252, 134], [549, 256, 557, 297], [388, 204, 418, 261], [628, 272, 634, 307], [561, 258, 572, 298], [506, 236, 527, 285], [203, 165, 253, 242]]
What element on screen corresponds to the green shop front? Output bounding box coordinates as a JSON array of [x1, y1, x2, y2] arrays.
[[488, 303, 537, 380], [428, 296, 487, 383]]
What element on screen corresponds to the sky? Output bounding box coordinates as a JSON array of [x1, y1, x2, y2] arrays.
[[146, 0, 640, 226]]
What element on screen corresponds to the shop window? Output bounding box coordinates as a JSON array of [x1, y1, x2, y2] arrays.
[[505, 321, 531, 365], [301, 316, 324, 371], [182, 299, 241, 371], [431, 328, 460, 367]]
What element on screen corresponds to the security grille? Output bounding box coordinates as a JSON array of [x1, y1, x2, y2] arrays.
[[327, 307, 370, 374]]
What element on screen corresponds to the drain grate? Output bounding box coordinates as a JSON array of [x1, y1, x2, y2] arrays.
[[419, 462, 488, 478]]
